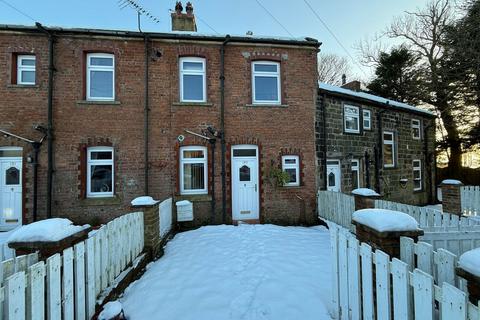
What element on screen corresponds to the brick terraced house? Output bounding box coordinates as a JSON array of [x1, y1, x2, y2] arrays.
[[316, 81, 436, 205], [0, 8, 321, 229]]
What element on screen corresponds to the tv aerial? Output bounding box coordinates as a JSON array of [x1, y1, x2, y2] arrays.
[[117, 0, 160, 31]]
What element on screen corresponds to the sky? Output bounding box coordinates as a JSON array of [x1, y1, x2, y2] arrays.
[[0, 0, 430, 80]]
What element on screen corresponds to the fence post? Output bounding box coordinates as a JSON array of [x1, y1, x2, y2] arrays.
[[131, 197, 161, 260], [441, 180, 463, 216], [352, 188, 381, 211]]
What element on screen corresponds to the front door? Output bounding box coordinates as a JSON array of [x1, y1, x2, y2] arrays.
[[326, 160, 341, 192], [0, 158, 22, 229], [231, 146, 259, 221]]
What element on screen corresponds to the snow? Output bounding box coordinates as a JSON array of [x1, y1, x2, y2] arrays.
[[175, 200, 192, 206], [121, 224, 333, 320], [318, 82, 434, 116], [7, 218, 89, 243], [459, 248, 480, 277], [352, 209, 419, 232], [131, 196, 158, 206], [98, 301, 123, 320], [441, 179, 463, 185], [352, 188, 380, 197]]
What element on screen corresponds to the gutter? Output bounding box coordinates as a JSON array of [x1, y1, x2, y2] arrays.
[[220, 35, 230, 224], [36, 22, 55, 219]]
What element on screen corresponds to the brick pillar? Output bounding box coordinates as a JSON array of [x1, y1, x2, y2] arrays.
[[131, 199, 161, 260], [441, 180, 463, 216], [456, 267, 480, 304], [353, 188, 381, 211]]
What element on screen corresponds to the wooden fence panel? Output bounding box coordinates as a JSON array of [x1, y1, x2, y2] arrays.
[[360, 243, 374, 320], [85, 237, 96, 318], [347, 236, 361, 320], [391, 258, 411, 320], [462, 186, 480, 216], [416, 242, 434, 275], [441, 282, 467, 320], [27, 261, 45, 320], [330, 225, 340, 317], [338, 230, 349, 320], [412, 269, 434, 320], [46, 254, 61, 320], [74, 242, 86, 320], [62, 248, 74, 320], [375, 250, 391, 320], [6, 271, 25, 320]]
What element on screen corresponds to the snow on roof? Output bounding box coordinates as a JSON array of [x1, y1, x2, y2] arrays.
[[459, 248, 480, 277], [318, 82, 435, 116], [352, 188, 380, 197], [441, 179, 463, 185], [352, 209, 419, 232], [7, 218, 90, 243]]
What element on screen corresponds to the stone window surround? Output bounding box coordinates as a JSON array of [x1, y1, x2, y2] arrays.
[[343, 103, 362, 135]]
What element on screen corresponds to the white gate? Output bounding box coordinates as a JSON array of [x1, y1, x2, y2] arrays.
[[159, 198, 172, 239]]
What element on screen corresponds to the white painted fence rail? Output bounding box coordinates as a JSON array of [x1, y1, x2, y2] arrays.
[[159, 197, 173, 239], [462, 186, 480, 216], [331, 223, 480, 320], [0, 211, 144, 319], [317, 191, 355, 232]]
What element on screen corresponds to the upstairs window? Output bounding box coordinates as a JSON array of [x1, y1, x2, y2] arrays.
[[351, 159, 360, 189], [252, 61, 281, 105], [180, 146, 208, 195], [87, 53, 115, 101], [87, 147, 114, 198], [344, 105, 360, 134], [383, 131, 396, 168], [363, 109, 371, 130], [17, 55, 36, 85], [180, 57, 206, 102], [413, 159, 422, 191], [282, 155, 300, 186], [412, 119, 421, 140]]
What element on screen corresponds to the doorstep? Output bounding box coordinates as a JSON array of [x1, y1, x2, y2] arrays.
[[233, 219, 260, 225]]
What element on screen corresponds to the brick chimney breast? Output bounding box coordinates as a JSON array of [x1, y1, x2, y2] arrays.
[[172, 1, 197, 32]]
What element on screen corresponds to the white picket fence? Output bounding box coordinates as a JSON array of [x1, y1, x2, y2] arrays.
[[462, 186, 480, 216], [331, 223, 480, 320], [317, 191, 355, 232], [159, 197, 173, 239], [0, 211, 144, 320]]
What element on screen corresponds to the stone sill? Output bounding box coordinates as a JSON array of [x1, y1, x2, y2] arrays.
[[174, 194, 212, 202], [80, 195, 122, 206], [245, 104, 288, 108], [173, 102, 214, 107], [7, 84, 39, 89], [76, 100, 121, 106]]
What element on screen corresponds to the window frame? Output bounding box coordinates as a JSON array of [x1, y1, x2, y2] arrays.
[[351, 159, 360, 189], [86, 146, 114, 198], [179, 57, 207, 103], [282, 155, 300, 187], [251, 60, 281, 105], [86, 53, 115, 101], [383, 131, 396, 168], [413, 159, 422, 191], [179, 146, 208, 195], [363, 109, 371, 130], [411, 118, 421, 140], [17, 54, 36, 85], [344, 104, 361, 134]]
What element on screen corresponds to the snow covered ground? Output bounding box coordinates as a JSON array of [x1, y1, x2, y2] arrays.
[[121, 224, 333, 320]]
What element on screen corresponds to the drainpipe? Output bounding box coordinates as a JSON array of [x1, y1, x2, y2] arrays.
[[424, 121, 434, 203], [144, 35, 150, 195], [321, 93, 328, 190], [36, 23, 55, 218], [209, 138, 216, 223], [375, 110, 387, 193], [220, 35, 230, 224], [31, 141, 41, 222], [364, 150, 371, 189]]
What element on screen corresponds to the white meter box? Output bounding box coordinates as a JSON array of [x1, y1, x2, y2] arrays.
[[176, 200, 194, 222]]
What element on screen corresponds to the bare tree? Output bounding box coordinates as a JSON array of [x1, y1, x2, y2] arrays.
[[318, 53, 351, 86]]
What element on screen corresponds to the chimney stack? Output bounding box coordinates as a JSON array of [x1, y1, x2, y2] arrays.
[[171, 1, 197, 32]]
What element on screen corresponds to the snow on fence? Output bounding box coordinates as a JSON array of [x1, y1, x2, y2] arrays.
[[0, 211, 144, 320], [462, 186, 480, 216], [330, 223, 478, 320], [317, 191, 355, 232], [159, 197, 173, 239]]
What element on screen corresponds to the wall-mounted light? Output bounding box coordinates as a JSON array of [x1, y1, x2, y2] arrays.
[[399, 178, 408, 189], [27, 155, 33, 163]]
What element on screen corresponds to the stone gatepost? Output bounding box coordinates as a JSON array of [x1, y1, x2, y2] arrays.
[[131, 196, 161, 260], [456, 248, 480, 304], [352, 208, 423, 258], [352, 188, 381, 211], [440, 180, 464, 216]]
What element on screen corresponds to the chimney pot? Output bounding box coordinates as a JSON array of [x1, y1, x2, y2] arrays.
[[186, 2, 194, 15], [171, 1, 197, 32], [175, 1, 183, 14]]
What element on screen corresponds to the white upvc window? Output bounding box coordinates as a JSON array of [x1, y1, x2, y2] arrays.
[[252, 61, 281, 105], [351, 159, 360, 189], [17, 55, 36, 85], [87, 147, 114, 198], [383, 131, 396, 168], [412, 119, 421, 140], [413, 159, 422, 191], [180, 57, 206, 102], [344, 105, 360, 133], [282, 155, 300, 187], [363, 109, 371, 130], [180, 146, 208, 195], [86, 53, 115, 101]]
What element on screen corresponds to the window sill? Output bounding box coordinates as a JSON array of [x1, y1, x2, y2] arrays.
[[80, 195, 122, 206], [77, 100, 121, 106], [282, 185, 302, 189], [245, 104, 288, 108], [7, 84, 39, 89], [173, 102, 214, 107], [175, 194, 212, 202]]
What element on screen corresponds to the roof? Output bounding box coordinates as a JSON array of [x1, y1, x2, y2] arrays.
[[0, 24, 321, 48], [318, 82, 435, 117]]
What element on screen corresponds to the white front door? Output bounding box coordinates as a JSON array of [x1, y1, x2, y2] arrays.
[[231, 146, 259, 221], [326, 160, 341, 192], [0, 158, 22, 229]]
